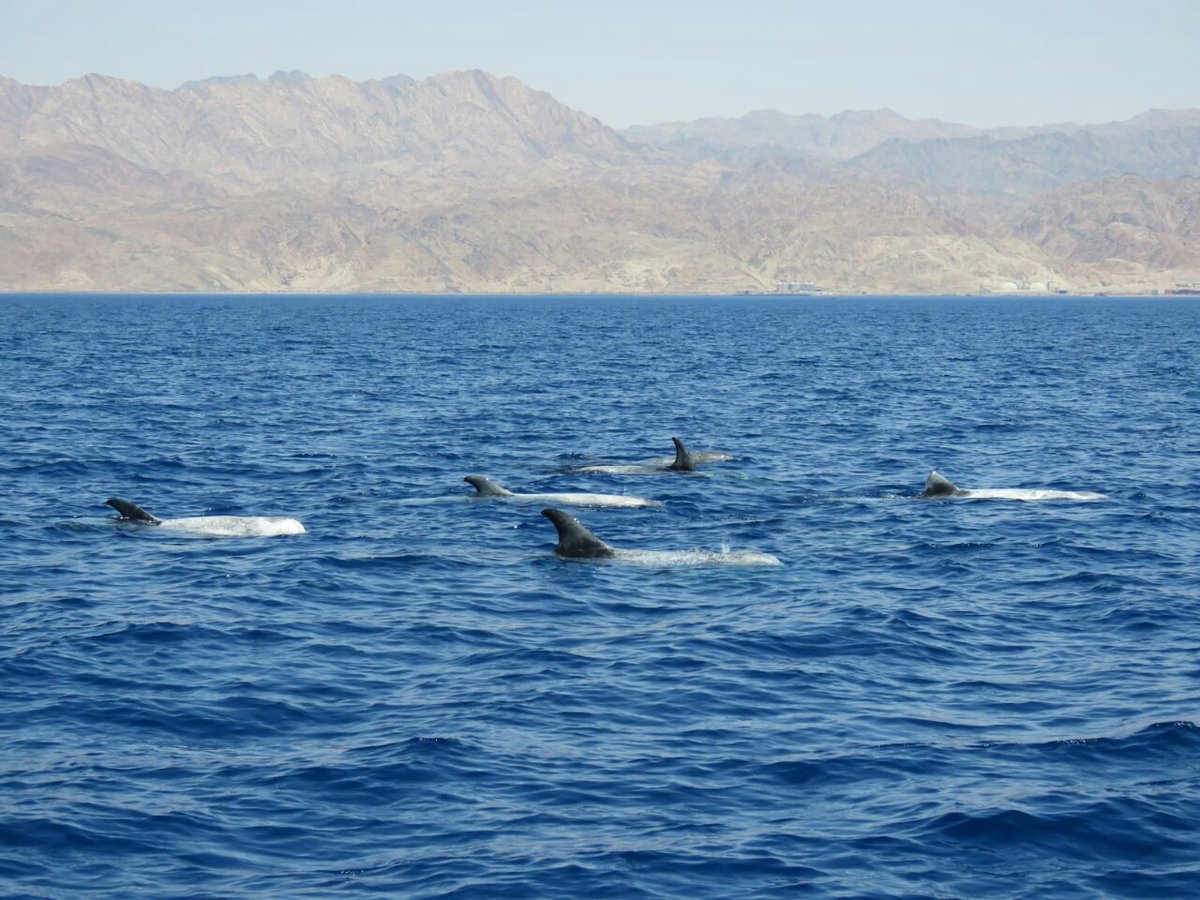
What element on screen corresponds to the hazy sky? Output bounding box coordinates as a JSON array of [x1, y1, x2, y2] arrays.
[[1, 0, 1195, 128]]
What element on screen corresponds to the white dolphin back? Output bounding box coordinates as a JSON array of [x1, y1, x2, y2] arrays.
[[609, 548, 782, 567], [957, 488, 1106, 502], [158, 516, 307, 537], [922, 471, 1105, 501], [465, 476, 660, 508]]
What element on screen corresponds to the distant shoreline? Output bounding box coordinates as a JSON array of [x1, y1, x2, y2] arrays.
[[2, 289, 1193, 299]]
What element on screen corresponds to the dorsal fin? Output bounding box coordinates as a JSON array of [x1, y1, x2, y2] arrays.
[[668, 436, 696, 472], [106, 497, 162, 524], [464, 475, 514, 497], [922, 471, 964, 498], [541, 508, 616, 558]]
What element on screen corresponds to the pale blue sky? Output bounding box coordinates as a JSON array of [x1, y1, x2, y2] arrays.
[[0, 0, 1195, 127]]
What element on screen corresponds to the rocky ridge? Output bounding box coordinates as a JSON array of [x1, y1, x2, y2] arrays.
[[1, 70, 1198, 294]]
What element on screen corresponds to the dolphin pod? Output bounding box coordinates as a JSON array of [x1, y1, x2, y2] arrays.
[[921, 471, 1106, 502], [464, 475, 661, 509], [458, 437, 772, 565], [105, 498, 306, 537], [101, 440, 1107, 555], [540, 508, 782, 567]]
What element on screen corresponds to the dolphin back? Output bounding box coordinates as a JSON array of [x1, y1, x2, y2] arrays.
[[541, 508, 615, 559], [464, 475, 514, 497], [922, 471, 965, 498], [106, 497, 162, 524]]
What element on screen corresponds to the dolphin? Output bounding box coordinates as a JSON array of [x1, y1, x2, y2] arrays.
[[106, 498, 307, 536], [921, 471, 1106, 502], [541, 508, 782, 567], [464, 476, 661, 509], [575, 437, 734, 475]]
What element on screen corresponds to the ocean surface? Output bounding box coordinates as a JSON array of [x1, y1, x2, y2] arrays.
[[1, 293, 1197, 898]]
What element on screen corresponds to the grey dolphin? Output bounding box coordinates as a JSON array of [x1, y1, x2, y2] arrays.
[[463, 476, 515, 498], [105, 497, 306, 536], [541, 508, 617, 558], [106, 498, 163, 524], [921, 472, 966, 498], [920, 471, 1106, 501], [668, 436, 696, 472], [464, 476, 661, 509], [540, 508, 782, 566], [575, 437, 734, 475]]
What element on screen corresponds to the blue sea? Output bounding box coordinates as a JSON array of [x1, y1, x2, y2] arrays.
[[1, 293, 1198, 898]]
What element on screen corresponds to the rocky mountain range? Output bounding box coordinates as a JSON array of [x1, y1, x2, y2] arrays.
[[1, 69, 1198, 294]]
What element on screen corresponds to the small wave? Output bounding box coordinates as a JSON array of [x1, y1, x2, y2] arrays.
[[917, 794, 1196, 867], [1038, 720, 1200, 761]]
